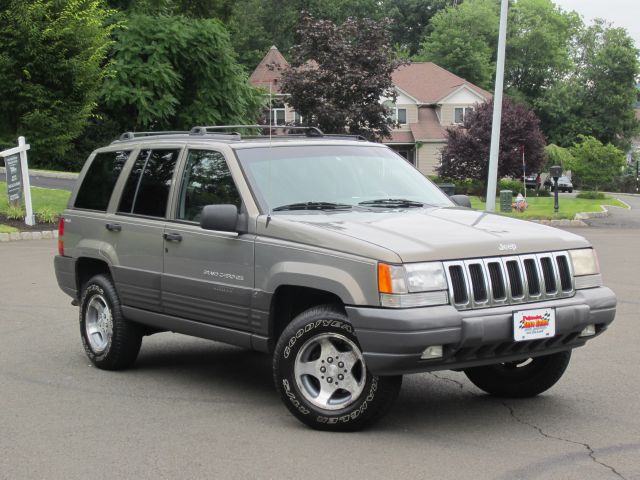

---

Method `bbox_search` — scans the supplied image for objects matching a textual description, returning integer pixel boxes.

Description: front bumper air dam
[346,286,616,376]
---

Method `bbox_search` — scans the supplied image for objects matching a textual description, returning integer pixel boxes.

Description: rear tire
[273,305,402,431]
[79,274,142,370]
[463,351,571,398]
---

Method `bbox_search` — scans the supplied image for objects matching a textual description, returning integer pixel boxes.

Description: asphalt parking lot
[1,229,639,480]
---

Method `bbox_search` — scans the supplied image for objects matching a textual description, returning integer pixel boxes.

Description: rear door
[108,147,182,312]
[161,148,255,330]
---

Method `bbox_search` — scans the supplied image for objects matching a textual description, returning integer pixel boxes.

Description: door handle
[163,232,183,242]
[105,223,121,232]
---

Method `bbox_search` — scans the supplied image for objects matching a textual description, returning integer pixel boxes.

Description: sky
[553,0,640,48]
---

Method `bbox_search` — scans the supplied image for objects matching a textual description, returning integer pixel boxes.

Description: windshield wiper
[272,201,353,212]
[358,198,425,208]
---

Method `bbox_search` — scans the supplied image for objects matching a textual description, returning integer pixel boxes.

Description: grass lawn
[0,224,18,233]
[0,181,70,217]
[470,195,628,220]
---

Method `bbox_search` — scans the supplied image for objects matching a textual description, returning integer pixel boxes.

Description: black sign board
[5,154,23,202]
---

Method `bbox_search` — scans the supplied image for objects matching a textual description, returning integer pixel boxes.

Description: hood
[259,206,590,263]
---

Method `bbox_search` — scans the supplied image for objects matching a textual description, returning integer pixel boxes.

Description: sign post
[1,136,34,226]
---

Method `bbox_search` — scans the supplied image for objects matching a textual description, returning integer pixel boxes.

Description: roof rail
[193,125,326,137]
[116,129,241,142]
[118,131,190,141]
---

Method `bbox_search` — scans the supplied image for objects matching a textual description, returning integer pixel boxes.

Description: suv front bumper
[346,286,616,375]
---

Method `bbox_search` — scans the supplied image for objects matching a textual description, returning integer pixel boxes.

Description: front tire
[273,305,402,431]
[464,351,571,398]
[79,274,142,370]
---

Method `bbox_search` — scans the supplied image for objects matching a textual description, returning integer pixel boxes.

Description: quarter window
[176,150,241,222]
[74,151,130,211]
[118,149,179,218]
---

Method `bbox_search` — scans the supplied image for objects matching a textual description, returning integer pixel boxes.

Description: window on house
[383,101,408,126]
[294,111,303,125]
[397,108,407,125]
[454,107,474,124]
[271,108,286,126]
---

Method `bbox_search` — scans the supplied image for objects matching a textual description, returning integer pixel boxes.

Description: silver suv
[54,126,616,431]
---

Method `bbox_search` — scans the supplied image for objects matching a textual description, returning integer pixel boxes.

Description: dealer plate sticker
[513,308,556,341]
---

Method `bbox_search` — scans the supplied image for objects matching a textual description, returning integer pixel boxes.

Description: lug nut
[327,377,333,383]
[338,362,344,368]
[327,357,333,363]
[320,366,326,373]
[338,374,344,380]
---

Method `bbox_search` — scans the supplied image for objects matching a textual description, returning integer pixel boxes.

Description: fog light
[579,324,596,337]
[421,345,443,360]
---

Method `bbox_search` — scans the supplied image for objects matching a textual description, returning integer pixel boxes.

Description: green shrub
[5,204,25,220]
[499,179,525,195]
[36,207,59,224]
[455,178,485,196]
[577,191,606,200]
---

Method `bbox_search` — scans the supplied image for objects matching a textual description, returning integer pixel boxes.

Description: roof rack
[116,130,240,142]
[192,125,325,137]
[116,125,367,143]
[193,125,367,141]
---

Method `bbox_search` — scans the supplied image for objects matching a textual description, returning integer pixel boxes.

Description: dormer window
[454,107,474,124]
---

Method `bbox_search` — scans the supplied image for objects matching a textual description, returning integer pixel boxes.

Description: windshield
[235,145,453,212]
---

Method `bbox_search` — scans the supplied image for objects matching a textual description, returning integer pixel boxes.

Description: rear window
[74,151,130,211]
[118,149,180,218]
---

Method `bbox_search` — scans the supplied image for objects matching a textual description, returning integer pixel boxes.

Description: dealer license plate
[513,308,556,342]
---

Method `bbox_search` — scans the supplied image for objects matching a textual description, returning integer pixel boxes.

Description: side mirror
[450,194,472,208]
[200,204,239,232]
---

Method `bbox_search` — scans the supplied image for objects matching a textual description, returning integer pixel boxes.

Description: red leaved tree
[438,98,546,181]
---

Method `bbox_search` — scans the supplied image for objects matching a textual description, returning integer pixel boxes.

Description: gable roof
[392,62,492,104]
[249,46,290,93]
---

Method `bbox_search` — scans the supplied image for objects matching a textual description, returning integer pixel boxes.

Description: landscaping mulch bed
[0,214,57,232]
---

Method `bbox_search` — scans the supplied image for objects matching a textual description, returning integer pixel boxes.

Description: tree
[535,20,639,149]
[416,0,498,89]
[505,0,579,103]
[438,98,546,181]
[383,0,452,57]
[543,144,574,172]
[281,14,401,141]
[101,14,263,131]
[568,136,626,191]
[0,0,114,167]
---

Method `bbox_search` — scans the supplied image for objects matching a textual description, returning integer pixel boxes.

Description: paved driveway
[0,234,638,480]
[584,194,640,229]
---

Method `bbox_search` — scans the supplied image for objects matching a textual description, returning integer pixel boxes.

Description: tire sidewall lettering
[279,317,375,425]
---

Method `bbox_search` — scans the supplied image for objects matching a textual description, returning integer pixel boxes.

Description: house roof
[386,131,415,144]
[410,107,446,141]
[249,46,290,93]
[392,62,492,104]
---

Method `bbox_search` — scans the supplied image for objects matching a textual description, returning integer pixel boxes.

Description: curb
[0,230,58,242]
[0,166,78,179]
[533,219,589,227]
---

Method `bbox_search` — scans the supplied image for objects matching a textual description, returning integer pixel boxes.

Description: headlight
[569,248,602,289]
[378,262,449,308]
[569,248,599,276]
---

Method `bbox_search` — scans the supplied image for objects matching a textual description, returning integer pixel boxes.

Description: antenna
[267,81,273,224]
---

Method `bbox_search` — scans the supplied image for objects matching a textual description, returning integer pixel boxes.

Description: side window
[118,149,179,218]
[75,151,130,211]
[176,150,241,222]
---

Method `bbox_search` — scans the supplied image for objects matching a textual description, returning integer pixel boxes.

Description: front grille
[444,251,574,310]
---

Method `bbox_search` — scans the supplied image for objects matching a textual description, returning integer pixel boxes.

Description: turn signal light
[57,217,65,256]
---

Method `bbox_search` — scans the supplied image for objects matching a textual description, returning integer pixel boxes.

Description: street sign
[4,153,23,202]
[0,136,34,226]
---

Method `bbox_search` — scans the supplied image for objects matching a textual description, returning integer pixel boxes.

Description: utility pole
[485,0,509,212]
